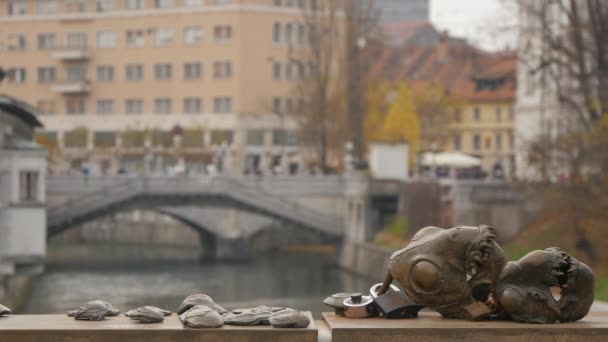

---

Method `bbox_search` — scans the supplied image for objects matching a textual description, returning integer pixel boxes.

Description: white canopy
[421,152,481,168]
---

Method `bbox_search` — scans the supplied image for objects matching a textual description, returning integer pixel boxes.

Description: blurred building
[0,95,47,277]
[0,0,311,175]
[369,29,517,176]
[371,0,429,23]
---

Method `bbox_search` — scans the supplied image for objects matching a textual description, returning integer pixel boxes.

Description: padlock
[370,283,424,319]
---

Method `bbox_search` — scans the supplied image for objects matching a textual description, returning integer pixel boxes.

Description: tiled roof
[368,28,517,102]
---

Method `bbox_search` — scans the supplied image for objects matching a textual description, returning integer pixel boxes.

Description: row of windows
[272,0,318,10]
[39,128,297,149]
[272,21,309,46]
[7,0,232,16]
[4,26,230,51]
[470,106,515,122]
[452,132,515,152]
[37,97,233,115]
[4,61,232,83]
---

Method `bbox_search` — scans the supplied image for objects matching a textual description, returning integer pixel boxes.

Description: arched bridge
[46,176,346,239]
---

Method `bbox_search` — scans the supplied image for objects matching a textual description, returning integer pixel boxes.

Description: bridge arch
[47,177,343,240]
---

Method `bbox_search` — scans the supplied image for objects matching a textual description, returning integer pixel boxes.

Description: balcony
[51,48,91,61]
[51,80,91,95]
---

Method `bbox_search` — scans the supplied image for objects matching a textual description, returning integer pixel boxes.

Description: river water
[22,250,370,318]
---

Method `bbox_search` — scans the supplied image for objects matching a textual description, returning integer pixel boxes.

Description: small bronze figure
[380,225,507,320]
[495,247,595,324]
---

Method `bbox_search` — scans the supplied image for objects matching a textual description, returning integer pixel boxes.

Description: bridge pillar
[338,172,371,270]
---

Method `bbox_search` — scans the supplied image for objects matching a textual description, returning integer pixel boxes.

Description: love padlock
[370,283,424,319]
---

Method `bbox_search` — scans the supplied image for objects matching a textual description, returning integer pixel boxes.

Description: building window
[126,0,144,9]
[66,98,86,114]
[273,0,281,6]
[19,171,39,203]
[211,0,232,5]
[125,64,144,81]
[213,61,232,79]
[184,0,203,6]
[213,25,232,42]
[126,29,145,47]
[496,133,503,151]
[453,134,461,151]
[154,98,172,114]
[154,0,173,8]
[473,107,480,121]
[8,1,28,15]
[66,63,87,81]
[211,130,233,145]
[273,22,282,43]
[273,129,298,146]
[94,131,116,148]
[297,23,306,45]
[125,98,144,114]
[272,62,282,80]
[37,0,57,14]
[183,97,202,113]
[496,107,502,122]
[154,28,174,47]
[509,132,514,149]
[6,68,26,84]
[184,26,203,45]
[96,0,115,12]
[453,108,461,122]
[247,130,265,146]
[37,100,56,114]
[184,62,202,80]
[272,97,282,113]
[213,97,232,113]
[509,106,514,121]
[154,63,172,80]
[285,22,294,45]
[285,61,295,80]
[96,99,115,114]
[37,33,57,49]
[37,66,56,83]
[96,65,114,81]
[67,32,87,48]
[96,31,116,48]
[7,33,27,51]
[473,133,481,151]
[66,0,87,12]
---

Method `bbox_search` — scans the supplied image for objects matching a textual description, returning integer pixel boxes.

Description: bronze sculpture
[373,225,595,324]
[380,225,506,320]
[494,247,595,324]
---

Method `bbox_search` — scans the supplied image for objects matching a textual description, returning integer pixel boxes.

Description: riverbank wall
[338,242,392,282]
[0,264,42,310]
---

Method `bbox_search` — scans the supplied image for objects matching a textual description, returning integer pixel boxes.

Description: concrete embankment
[338,242,392,282]
[0,265,41,310]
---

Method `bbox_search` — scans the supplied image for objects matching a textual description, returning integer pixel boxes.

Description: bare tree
[519,0,608,263]
[293,0,341,173]
[343,0,380,161]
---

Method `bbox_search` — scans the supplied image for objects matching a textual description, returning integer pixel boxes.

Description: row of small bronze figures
[0,294,310,328]
[325,225,595,324]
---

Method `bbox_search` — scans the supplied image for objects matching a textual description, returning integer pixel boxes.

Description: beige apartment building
[0,0,316,175]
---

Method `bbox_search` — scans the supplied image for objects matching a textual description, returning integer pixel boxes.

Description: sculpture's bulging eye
[410,261,439,292]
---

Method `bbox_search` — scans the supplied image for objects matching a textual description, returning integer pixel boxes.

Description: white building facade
[0,96,47,281]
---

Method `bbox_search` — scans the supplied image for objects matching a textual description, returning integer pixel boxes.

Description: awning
[420,152,481,168]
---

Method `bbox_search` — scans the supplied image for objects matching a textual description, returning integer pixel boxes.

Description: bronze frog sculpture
[380,225,507,320]
[495,247,595,324]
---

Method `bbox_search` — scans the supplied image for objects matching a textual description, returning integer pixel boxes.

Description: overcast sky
[430,0,518,51]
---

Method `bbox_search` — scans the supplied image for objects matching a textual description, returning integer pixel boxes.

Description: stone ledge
[0,314,317,342]
[323,311,608,342]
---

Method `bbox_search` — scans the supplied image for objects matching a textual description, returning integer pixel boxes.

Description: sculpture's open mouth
[549,249,577,291]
